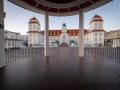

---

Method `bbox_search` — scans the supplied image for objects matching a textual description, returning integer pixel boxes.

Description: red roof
[29,17,40,25]
[30,17,38,20]
[93,14,102,19]
[90,14,103,24]
[42,29,88,36]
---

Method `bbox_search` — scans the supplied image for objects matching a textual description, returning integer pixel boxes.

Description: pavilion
[0,0,112,68]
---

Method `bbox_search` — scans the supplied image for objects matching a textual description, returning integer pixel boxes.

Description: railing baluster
[118,49,120,64]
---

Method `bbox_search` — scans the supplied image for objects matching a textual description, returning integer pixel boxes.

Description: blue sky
[4,0,120,35]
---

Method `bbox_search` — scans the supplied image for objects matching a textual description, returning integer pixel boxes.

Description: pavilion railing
[5,48,44,63]
[85,47,120,64]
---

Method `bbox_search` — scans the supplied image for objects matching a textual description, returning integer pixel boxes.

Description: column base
[79,56,84,60]
[79,56,84,57]
[45,56,49,60]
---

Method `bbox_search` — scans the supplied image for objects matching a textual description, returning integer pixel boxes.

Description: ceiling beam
[47,7,49,11]
[89,0,94,4]
[35,2,39,8]
[78,5,81,10]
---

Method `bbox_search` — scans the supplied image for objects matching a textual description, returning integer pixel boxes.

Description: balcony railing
[5,48,44,63]
[85,47,120,64]
[5,47,120,64]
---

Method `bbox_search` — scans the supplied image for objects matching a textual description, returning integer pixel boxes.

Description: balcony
[0,47,120,90]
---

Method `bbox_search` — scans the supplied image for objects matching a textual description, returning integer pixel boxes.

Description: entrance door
[63,35,66,43]
[63,39,66,43]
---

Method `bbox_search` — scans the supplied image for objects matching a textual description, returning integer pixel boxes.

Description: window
[29,34,32,37]
[33,34,35,37]
[5,35,7,38]
[8,42,10,46]
[11,36,13,39]
[95,33,97,36]
[99,33,102,36]
[99,38,101,41]
[95,38,97,41]
[34,39,35,42]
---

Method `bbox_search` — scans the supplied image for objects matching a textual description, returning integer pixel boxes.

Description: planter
[71,43,74,47]
[55,43,58,47]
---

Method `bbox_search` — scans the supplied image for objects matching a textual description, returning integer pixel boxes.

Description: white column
[18,41,19,47]
[114,39,117,48]
[20,41,22,48]
[16,41,17,47]
[11,40,12,48]
[117,39,119,47]
[44,12,49,57]
[0,0,5,68]
[17,41,19,47]
[116,39,118,47]
[6,40,8,49]
[113,39,115,48]
[119,39,120,47]
[14,41,16,47]
[79,10,84,57]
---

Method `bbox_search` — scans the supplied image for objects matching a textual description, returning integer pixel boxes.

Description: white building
[4,30,23,49]
[84,15,105,46]
[42,23,85,46]
[27,17,44,46]
[27,15,105,46]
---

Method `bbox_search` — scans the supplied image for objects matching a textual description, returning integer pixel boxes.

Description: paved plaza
[0,47,120,90]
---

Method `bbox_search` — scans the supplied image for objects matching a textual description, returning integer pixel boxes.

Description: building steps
[59,43,70,47]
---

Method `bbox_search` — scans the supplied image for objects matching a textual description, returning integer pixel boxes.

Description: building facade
[84,15,105,46]
[27,15,105,46]
[4,30,23,49]
[27,17,44,46]
[42,23,88,46]
[104,30,120,47]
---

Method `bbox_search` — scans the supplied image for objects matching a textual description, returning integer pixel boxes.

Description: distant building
[104,30,120,47]
[27,17,44,46]
[84,15,105,46]
[4,30,23,49]
[27,15,105,46]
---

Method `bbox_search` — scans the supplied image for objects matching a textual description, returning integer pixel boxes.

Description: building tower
[89,14,103,31]
[88,14,104,45]
[62,23,67,32]
[27,17,43,46]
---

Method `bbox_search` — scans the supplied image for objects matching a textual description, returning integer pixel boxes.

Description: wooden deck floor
[0,47,120,90]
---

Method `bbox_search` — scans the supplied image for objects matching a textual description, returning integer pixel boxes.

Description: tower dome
[63,23,66,27]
